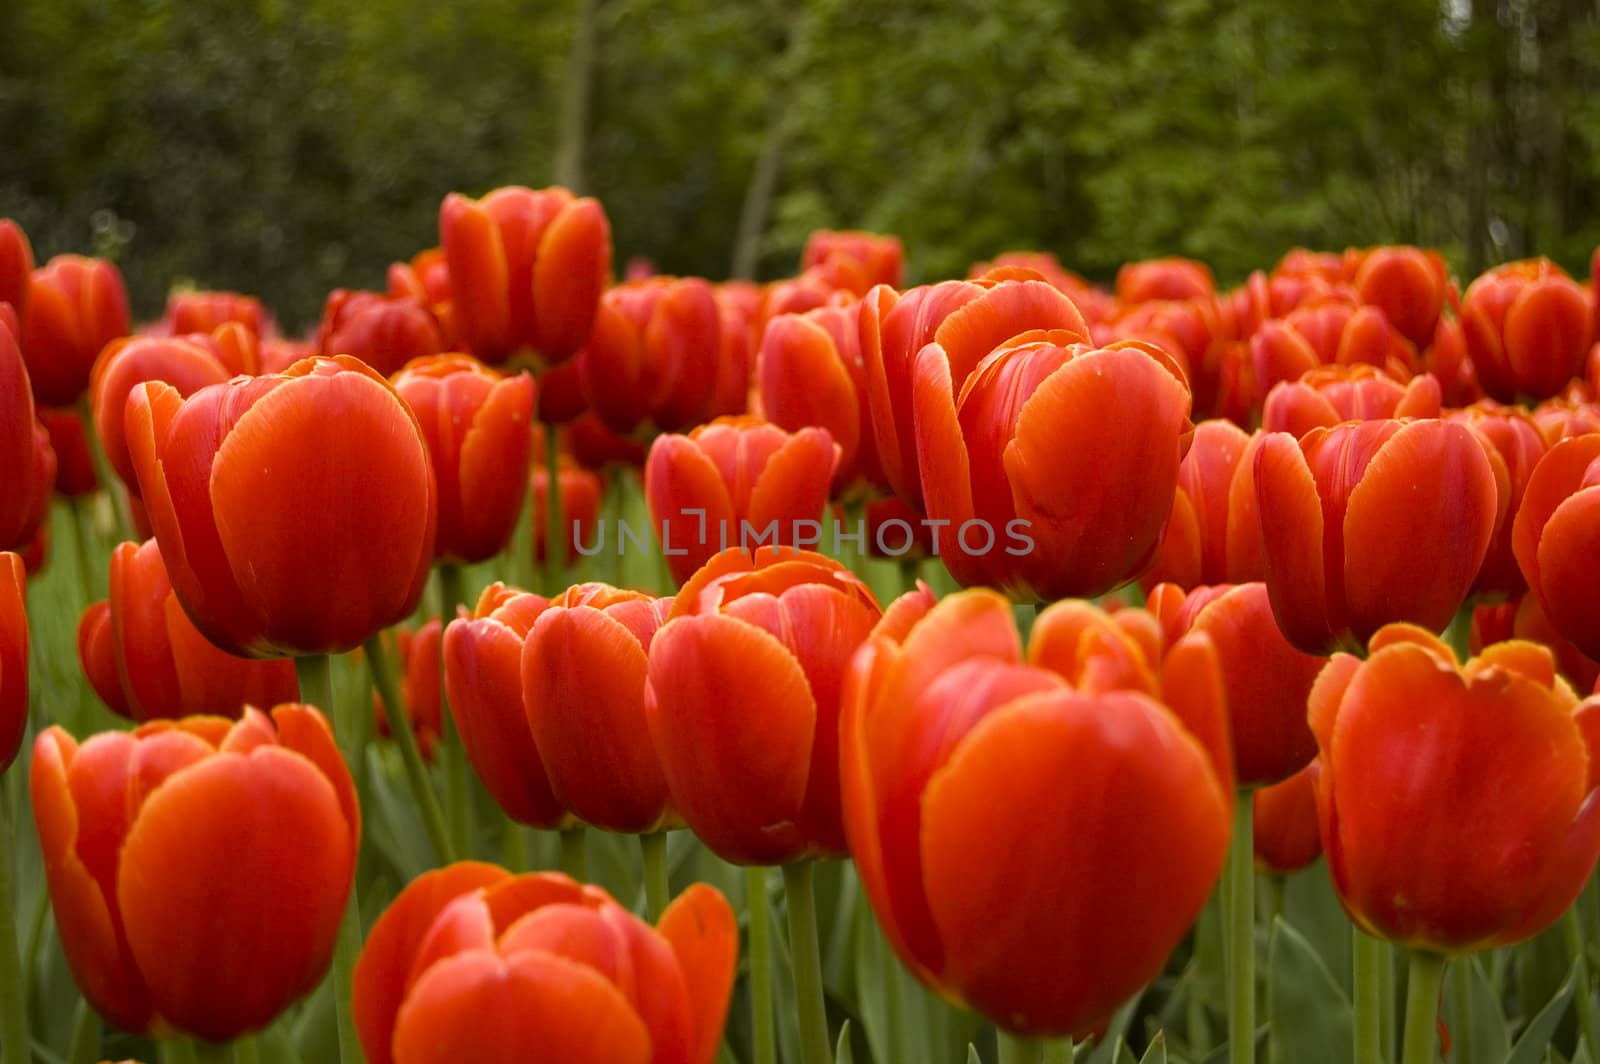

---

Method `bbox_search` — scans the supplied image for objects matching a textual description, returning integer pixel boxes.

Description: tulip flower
[353,864,737,1064]
[20,254,130,406]
[1472,596,1598,693]
[840,590,1232,1037]
[645,547,888,864]
[1461,259,1595,402]
[440,185,611,364]
[1253,762,1323,876]
[523,583,675,833]
[1512,434,1600,662]
[1446,404,1549,599]
[1425,315,1482,407]
[1310,624,1600,953]
[644,417,839,587]
[1253,418,1499,654]
[578,277,721,434]
[1116,256,1216,303]
[710,282,758,417]
[969,253,1119,326]
[1,553,26,772]
[78,539,299,723]
[40,407,97,497]
[442,583,566,828]
[156,290,267,339]
[318,290,448,377]
[1261,364,1442,438]
[1142,420,1262,590]
[0,313,56,552]
[1531,396,1600,443]
[1102,296,1218,385]
[373,619,443,762]
[801,229,905,290]
[126,355,436,657]
[532,453,602,567]
[859,271,1088,511]
[392,354,534,564]
[31,705,359,1039]
[1250,300,1413,400]
[914,332,1192,600]
[89,336,235,496]
[564,412,647,470]
[0,219,34,317]
[1352,246,1451,348]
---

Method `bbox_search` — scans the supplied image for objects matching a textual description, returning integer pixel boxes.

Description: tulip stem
[66,997,100,1064]
[365,634,457,864]
[193,1039,230,1064]
[1442,606,1473,663]
[543,421,566,596]
[782,862,834,1064]
[163,1040,198,1064]
[232,1034,259,1064]
[437,562,474,859]
[997,1032,1044,1064]
[560,825,588,881]
[1353,928,1384,1064]
[1400,951,1446,1064]
[747,867,777,1064]
[77,398,133,542]
[1451,960,1475,1064]
[1224,796,1256,1064]
[0,795,31,1064]
[1564,904,1600,1062]
[640,831,669,921]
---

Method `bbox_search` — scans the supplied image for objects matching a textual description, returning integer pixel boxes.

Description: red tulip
[1253,762,1323,875]
[645,547,890,864]
[373,620,444,762]
[31,705,359,1039]
[1446,404,1549,599]
[1116,257,1216,304]
[1352,246,1451,348]
[914,332,1192,600]
[1261,364,1441,438]
[1103,297,1219,389]
[1142,420,1262,591]
[1472,596,1598,694]
[0,312,56,551]
[20,254,130,406]
[1462,258,1595,401]
[1531,396,1600,443]
[77,539,299,723]
[1512,434,1600,662]
[440,185,611,364]
[1253,418,1499,654]
[1,552,27,772]
[0,219,34,318]
[840,589,1231,1037]
[564,412,647,470]
[89,336,235,496]
[1425,316,1482,408]
[126,355,437,657]
[644,417,838,587]
[318,290,448,377]
[1250,300,1413,400]
[156,291,267,339]
[710,282,759,417]
[392,354,534,564]
[578,277,721,434]
[353,864,737,1064]
[801,229,905,290]
[969,253,1119,326]
[1310,625,1600,952]
[40,407,97,497]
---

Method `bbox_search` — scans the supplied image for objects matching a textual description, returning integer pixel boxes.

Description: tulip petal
[911,343,981,585]
[1254,432,1334,653]
[658,885,739,1064]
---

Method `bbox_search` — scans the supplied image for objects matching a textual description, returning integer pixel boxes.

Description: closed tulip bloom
[1446,404,1549,599]
[710,282,758,417]
[578,277,721,434]
[523,584,675,833]
[440,185,611,364]
[318,290,448,377]
[969,253,1119,326]
[801,229,905,290]
[1,553,26,772]
[1425,315,1483,407]
[1253,761,1323,875]
[1352,246,1451,348]
[0,314,56,551]
[89,336,235,495]
[1250,301,1413,400]
[78,539,299,723]
[31,705,359,1039]
[125,355,437,657]
[157,290,267,339]
[644,417,839,587]
[443,584,566,828]
[859,271,1088,511]
[392,354,534,564]
[373,620,443,762]
[20,254,131,406]
[645,547,888,864]
[41,407,97,496]
[915,332,1192,600]
[1254,418,1499,654]
[1310,625,1600,952]
[0,219,34,317]
[1462,258,1596,402]
[1143,420,1262,591]
[1116,257,1216,304]
[1512,434,1600,661]
[1261,364,1442,438]
[840,590,1232,1037]
[353,864,737,1064]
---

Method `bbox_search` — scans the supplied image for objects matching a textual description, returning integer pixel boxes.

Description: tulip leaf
[1085,993,1145,1064]
[967,1044,982,1064]
[1115,1041,1140,1064]
[1139,1032,1169,1064]
[1503,960,1577,1064]
[1267,917,1351,1064]
[836,1019,854,1064]
[1450,954,1511,1064]
[850,900,892,1064]
[1282,864,1351,996]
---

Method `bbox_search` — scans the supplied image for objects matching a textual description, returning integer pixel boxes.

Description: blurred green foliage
[2,0,1597,331]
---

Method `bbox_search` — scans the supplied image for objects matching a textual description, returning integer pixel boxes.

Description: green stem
[1042,1038,1074,1064]
[1451,959,1475,1064]
[1353,929,1383,1064]
[21,882,46,1005]
[365,634,456,863]
[1442,605,1473,663]
[67,996,101,1064]
[1564,904,1599,1063]
[194,1039,230,1064]
[747,867,777,1064]
[502,820,528,872]
[1399,952,1446,1064]
[543,421,566,596]
[1225,796,1255,1064]
[997,1032,1045,1064]
[640,831,669,921]
[1269,875,1286,924]
[898,559,921,596]
[0,795,31,1064]
[560,825,588,881]
[1378,942,1395,1062]
[233,1034,260,1064]
[293,655,338,753]
[781,862,833,1064]
[163,1039,199,1064]
[77,399,132,542]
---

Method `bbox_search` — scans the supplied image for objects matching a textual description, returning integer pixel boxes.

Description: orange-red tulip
[1472,596,1598,693]
[1512,434,1600,662]
[1116,256,1216,304]
[578,277,721,434]
[969,253,1119,326]
[1,552,26,772]
[1253,418,1499,654]
[40,406,97,497]
[443,584,566,828]
[0,313,55,551]
[20,254,130,406]
[372,619,443,762]
[1310,625,1600,952]
[1462,258,1595,402]
[1250,300,1413,400]
[644,417,839,587]
[1425,316,1482,408]
[710,282,758,417]
[0,219,34,318]
[440,185,611,364]
[78,539,299,723]
[840,590,1231,1037]
[353,864,737,1064]
[1352,246,1451,348]
[1531,396,1600,443]
[645,548,891,864]
[914,332,1192,600]
[318,290,448,377]
[1102,297,1218,387]
[1142,420,1262,590]
[155,290,267,339]
[801,229,904,291]
[392,354,534,564]
[1446,404,1549,599]
[1253,761,1322,875]
[523,584,676,833]
[126,355,436,657]
[1261,364,1441,438]
[89,336,235,496]
[31,705,359,1039]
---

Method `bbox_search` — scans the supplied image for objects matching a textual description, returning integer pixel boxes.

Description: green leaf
[968,1045,983,1064]
[836,1019,854,1064]
[1267,917,1351,1064]
[1140,1032,1169,1064]
[1086,993,1146,1064]
[1451,954,1510,1064]
[1115,1041,1139,1064]
[1504,961,1578,1064]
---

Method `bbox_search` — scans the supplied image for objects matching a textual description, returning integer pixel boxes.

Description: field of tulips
[0,195,1599,1064]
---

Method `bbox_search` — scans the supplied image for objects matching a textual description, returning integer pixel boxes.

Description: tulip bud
[1253,762,1323,876]
[578,277,721,434]
[20,254,130,406]
[1352,245,1451,348]
[157,290,267,339]
[801,229,905,291]
[319,290,448,377]
[1462,258,1595,401]
[1116,257,1216,304]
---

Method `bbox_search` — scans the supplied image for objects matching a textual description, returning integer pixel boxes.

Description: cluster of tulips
[0,193,1599,1064]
